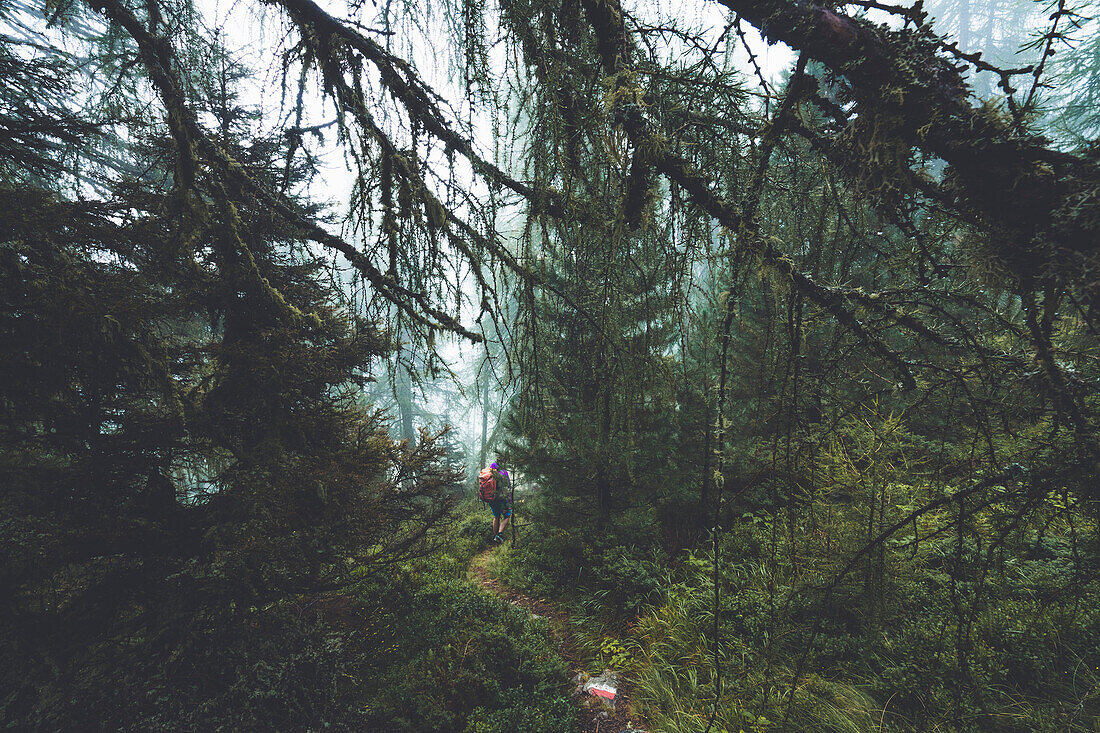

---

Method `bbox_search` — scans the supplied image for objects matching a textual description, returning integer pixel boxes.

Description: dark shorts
[487,497,512,519]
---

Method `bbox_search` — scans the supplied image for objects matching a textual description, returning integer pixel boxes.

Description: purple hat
[490,462,498,469]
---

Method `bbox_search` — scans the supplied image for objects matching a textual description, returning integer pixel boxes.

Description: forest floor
[468,546,645,733]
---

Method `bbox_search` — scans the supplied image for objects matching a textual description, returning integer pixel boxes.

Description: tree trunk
[479,377,489,467]
[396,368,416,449]
[596,383,612,530]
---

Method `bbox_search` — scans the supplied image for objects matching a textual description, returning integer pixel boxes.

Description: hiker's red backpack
[477,467,497,501]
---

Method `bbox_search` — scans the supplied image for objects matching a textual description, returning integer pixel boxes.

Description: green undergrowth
[629,523,1099,732]
[494,510,668,619]
[0,503,575,732]
[344,501,576,733]
[487,518,659,722]
[493,503,1100,732]
[623,548,881,733]
[513,543,1096,731]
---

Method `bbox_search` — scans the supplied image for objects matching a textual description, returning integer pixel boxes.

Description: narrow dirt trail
[467,547,645,733]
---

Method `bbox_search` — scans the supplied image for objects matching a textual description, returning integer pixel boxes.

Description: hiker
[478,461,511,543]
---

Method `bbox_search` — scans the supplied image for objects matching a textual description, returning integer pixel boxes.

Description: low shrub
[355,573,576,732]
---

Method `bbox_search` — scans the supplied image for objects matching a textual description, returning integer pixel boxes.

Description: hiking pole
[510,472,517,545]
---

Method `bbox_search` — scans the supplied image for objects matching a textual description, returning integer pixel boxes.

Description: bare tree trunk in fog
[396,368,416,449]
[479,377,489,467]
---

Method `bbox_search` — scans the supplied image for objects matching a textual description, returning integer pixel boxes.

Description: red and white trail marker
[585,682,616,700]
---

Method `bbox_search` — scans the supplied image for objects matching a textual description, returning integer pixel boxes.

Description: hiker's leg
[497,504,511,535]
[498,514,510,534]
[492,516,501,535]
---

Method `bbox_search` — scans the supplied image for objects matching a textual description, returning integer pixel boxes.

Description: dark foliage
[0,15,461,728]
